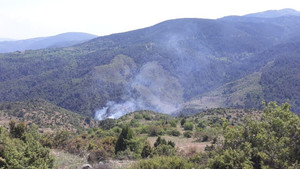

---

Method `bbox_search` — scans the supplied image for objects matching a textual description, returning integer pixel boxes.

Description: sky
[0,0,300,40]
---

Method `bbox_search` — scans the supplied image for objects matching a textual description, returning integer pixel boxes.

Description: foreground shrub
[183,131,193,138]
[153,144,176,156]
[208,102,300,169]
[167,129,181,136]
[115,148,139,160]
[141,141,152,158]
[0,123,54,169]
[183,122,193,131]
[130,156,196,169]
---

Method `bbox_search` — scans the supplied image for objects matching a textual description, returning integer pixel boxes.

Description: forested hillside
[0,13,300,118]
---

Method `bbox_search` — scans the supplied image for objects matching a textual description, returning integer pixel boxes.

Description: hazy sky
[1,0,300,39]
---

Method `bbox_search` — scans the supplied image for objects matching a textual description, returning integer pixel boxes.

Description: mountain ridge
[244,8,300,18]
[0,9,299,119]
[0,32,97,53]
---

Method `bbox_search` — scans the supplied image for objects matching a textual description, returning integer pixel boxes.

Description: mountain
[244,8,300,18]
[0,38,15,42]
[0,9,299,119]
[0,32,97,53]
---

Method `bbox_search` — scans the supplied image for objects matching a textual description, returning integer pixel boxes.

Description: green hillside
[0,99,97,132]
[0,16,299,118]
[37,103,299,168]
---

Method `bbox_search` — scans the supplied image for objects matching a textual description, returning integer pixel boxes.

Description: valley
[0,8,300,169]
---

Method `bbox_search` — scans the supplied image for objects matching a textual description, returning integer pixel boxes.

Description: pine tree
[141,141,152,158]
[115,125,134,154]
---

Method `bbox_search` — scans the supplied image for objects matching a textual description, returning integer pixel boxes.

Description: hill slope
[0,32,97,53]
[0,99,97,131]
[0,10,299,118]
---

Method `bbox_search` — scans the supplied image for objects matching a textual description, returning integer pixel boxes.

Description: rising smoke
[94,21,210,120]
[94,61,184,121]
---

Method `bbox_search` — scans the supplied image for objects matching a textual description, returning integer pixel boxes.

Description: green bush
[197,121,206,129]
[183,122,193,131]
[152,137,176,156]
[134,114,143,119]
[141,141,152,158]
[154,137,166,147]
[183,131,193,138]
[153,145,177,156]
[180,118,186,126]
[169,120,177,127]
[0,123,54,169]
[130,119,140,127]
[130,156,196,169]
[115,148,139,160]
[208,102,300,169]
[168,129,181,137]
[143,113,151,120]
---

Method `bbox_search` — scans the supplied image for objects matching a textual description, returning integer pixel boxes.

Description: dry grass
[147,135,210,155]
[51,149,88,169]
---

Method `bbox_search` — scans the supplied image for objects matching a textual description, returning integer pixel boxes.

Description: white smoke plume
[94,99,140,120]
[94,61,184,121]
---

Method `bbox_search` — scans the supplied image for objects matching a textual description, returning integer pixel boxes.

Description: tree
[208,102,300,169]
[141,141,152,158]
[9,120,27,139]
[180,118,186,126]
[115,125,134,154]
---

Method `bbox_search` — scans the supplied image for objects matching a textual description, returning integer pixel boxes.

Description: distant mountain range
[0,38,15,42]
[244,8,300,18]
[0,9,299,120]
[0,32,97,53]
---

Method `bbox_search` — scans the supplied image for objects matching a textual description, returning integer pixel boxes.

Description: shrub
[130,156,195,169]
[202,135,209,142]
[169,120,177,127]
[183,122,193,131]
[204,145,215,151]
[168,129,181,137]
[197,121,206,129]
[153,144,177,156]
[183,131,193,138]
[154,137,166,147]
[208,102,300,169]
[148,126,159,136]
[167,141,175,148]
[130,119,140,127]
[180,118,186,126]
[0,124,54,168]
[141,141,152,158]
[134,114,143,119]
[115,148,139,160]
[9,120,27,139]
[194,127,219,142]
[88,149,109,163]
[143,113,151,120]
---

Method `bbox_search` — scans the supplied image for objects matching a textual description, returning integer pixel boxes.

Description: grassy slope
[0,99,98,132]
